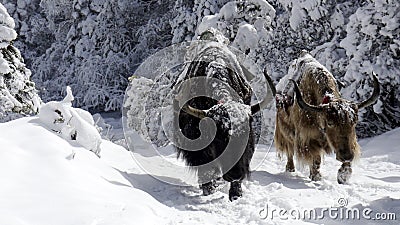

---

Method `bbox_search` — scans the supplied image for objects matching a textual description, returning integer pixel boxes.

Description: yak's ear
[322,95,331,104]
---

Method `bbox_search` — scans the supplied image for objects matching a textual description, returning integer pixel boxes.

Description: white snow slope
[0,117,399,225]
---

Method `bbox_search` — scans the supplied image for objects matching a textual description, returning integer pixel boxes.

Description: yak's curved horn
[265,69,277,97]
[357,72,380,109]
[251,68,276,114]
[290,79,324,113]
[182,104,207,119]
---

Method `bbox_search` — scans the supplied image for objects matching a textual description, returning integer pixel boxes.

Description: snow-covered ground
[0,117,399,225]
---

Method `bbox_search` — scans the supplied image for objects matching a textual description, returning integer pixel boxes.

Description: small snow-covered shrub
[39,86,101,156]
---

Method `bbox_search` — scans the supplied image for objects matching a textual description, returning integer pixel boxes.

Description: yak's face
[177,63,274,140]
[176,96,253,149]
[206,101,252,136]
[319,100,359,162]
[290,72,380,162]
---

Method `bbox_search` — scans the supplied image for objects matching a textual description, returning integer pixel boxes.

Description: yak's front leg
[229,181,242,201]
[286,153,295,172]
[337,162,352,184]
[200,180,218,196]
[223,163,246,201]
[198,166,221,196]
[223,167,243,201]
[309,155,322,181]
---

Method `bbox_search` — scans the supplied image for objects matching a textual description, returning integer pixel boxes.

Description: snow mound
[39,86,102,156]
[0,117,173,225]
[0,115,400,224]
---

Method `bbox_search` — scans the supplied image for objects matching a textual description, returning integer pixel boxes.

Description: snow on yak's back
[274,51,380,184]
[173,29,274,201]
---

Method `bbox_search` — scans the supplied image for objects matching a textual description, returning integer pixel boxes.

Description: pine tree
[170,0,231,43]
[19,0,176,112]
[2,0,53,66]
[338,0,400,137]
[0,3,41,122]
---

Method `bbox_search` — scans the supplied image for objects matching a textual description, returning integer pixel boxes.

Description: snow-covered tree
[338,0,400,137]
[4,0,399,137]
[0,3,41,122]
[171,0,231,43]
[196,0,275,68]
[35,0,175,112]
[2,0,53,66]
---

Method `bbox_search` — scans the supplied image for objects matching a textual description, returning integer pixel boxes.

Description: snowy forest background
[1,0,399,138]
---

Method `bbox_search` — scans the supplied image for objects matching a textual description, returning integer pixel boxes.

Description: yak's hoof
[286,165,295,172]
[309,172,322,181]
[229,181,242,201]
[286,161,295,172]
[201,180,218,196]
[337,164,352,184]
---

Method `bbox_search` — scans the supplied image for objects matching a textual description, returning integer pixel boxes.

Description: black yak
[173,29,275,201]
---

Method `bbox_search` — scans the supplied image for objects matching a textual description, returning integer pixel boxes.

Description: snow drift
[0,117,173,225]
[39,86,101,156]
[0,116,399,224]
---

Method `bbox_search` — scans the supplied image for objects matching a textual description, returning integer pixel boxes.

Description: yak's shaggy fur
[173,30,261,201]
[275,52,379,184]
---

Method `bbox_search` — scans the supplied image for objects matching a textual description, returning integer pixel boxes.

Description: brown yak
[274,51,380,184]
